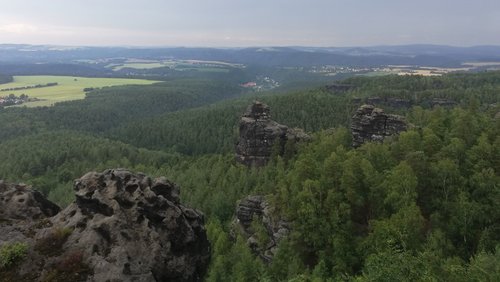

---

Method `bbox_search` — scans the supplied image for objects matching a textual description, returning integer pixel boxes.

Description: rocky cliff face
[235,101,309,167]
[0,169,210,282]
[364,97,412,109]
[431,98,457,108]
[351,104,407,147]
[232,195,291,263]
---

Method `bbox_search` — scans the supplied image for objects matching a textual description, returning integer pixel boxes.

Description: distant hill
[2,44,499,67]
[0,63,111,77]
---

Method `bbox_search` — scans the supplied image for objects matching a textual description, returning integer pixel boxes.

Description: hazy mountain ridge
[2,44,499,67]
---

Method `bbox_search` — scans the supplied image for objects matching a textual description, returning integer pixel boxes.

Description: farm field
[108,59,241,72]
[365,65,472,77]
[0,76,159,107]
[111,62,170,71]
[463,61,500,67]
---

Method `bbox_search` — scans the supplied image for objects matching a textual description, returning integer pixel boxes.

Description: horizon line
[2,42,500,49]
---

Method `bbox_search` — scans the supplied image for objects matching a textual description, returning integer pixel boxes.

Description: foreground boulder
[235,101,309,167]
[351,104,407,147]
[0,169,210,282]
[232,195,291,263]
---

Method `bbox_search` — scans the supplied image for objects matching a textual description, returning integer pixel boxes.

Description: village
[0,93,39,107]
[240,76,280,91]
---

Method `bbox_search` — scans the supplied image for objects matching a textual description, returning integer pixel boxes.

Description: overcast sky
[0,0,499,47]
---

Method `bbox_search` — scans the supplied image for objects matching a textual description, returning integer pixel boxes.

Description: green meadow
[0,76,159,107]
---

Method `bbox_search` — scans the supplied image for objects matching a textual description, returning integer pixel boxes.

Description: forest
[0,74,13,85]
[0,71,498,281]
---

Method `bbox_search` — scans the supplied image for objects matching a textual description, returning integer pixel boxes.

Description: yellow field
[0,76,159,107]
[463,61,500,67]
[378,66,471,77]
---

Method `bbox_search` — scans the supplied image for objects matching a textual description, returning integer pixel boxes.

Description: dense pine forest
[0,71,499,281]
[0,74,13,85]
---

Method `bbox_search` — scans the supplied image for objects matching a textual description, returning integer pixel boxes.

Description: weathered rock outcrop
[351,104,407,147]
[386,98,411,109]
[235,101,309,167]
[232,195,291,263]
[0,181,60,221]
[0,169,210,282]
[431,98,457,108]
[364,97,411,109]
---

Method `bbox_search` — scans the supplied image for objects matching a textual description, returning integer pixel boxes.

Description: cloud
[0,23,38,33]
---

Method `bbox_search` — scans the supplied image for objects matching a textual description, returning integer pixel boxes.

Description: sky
[0,0,499,47]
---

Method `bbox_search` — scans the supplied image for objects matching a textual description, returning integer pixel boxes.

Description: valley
[0,44,499,281]
[2,0,500,279]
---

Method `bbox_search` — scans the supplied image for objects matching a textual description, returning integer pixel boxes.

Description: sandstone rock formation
[365,97,411,109]
[351,104,407,147]
[232,195,291,263]
[0,181,60,221]
[0,169,210,282]
[385,98,411,109]
[431,98,457,108]
[235,101,309,167]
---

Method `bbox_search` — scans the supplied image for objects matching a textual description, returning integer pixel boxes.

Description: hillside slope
[0,71,498,281]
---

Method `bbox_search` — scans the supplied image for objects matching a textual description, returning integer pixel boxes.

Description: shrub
[35,227,73,256]
[42,250,91,282]
[0,242,29,269]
